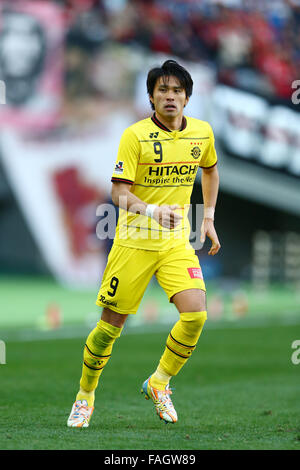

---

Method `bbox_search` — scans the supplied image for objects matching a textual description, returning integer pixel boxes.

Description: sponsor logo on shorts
[187,267,203,279]
[98,295,118,307]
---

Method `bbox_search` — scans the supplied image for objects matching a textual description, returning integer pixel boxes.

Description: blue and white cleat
[141,376,177,423]
[67,399,94,428]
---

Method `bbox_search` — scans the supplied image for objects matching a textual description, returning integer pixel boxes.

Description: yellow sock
[150,364,172,390]
[152,311,207,390]
[76,388,95,408]
[77,319,123,406]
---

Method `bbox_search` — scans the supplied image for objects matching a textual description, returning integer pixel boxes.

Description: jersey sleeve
[111,127,140,184]
[199,123,218,169]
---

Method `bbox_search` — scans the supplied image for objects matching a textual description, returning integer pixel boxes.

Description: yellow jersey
[111,113,218,251]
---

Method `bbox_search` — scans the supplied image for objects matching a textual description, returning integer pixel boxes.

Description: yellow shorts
[96,243,206,315]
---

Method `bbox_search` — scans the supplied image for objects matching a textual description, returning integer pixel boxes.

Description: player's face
[150,76,189,120]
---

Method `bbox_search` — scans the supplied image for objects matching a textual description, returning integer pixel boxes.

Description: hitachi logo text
[148,164,198,177]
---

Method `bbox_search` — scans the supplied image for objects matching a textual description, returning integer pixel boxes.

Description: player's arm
[111,182,182,229]
[200,165,221,255]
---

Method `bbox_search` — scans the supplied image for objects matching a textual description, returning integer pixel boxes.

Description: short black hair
[146,60,193,110]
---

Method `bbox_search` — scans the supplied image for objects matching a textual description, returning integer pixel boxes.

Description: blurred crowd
[53,0,300,101]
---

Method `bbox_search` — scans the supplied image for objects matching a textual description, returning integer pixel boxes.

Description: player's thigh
[172,288,206,313]
[155,245,206,310]
[96,244,157,315]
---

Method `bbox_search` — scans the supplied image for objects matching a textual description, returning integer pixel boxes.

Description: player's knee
[180,311,207,333]
[101,308,128,330]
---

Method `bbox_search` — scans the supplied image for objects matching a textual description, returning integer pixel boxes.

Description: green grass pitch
[0,323,299,450]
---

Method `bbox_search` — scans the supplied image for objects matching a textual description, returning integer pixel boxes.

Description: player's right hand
[154,204,183,229]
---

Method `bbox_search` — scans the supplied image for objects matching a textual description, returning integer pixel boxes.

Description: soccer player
[67,60,221,427]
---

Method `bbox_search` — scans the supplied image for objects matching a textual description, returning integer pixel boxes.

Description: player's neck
[154,111,184,131]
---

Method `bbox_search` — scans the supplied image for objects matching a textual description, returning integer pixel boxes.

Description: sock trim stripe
[169,332,196,349]
[85,344,111,359]
[83,361,105,371]
[166,344,191,359]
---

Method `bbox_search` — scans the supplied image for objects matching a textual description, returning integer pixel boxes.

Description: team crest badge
[149,132,159,138]
[191,146,201,159]
[114,161,124,173]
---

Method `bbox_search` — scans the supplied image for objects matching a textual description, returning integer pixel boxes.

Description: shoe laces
[72,401,90,420]
[154,387,175,411]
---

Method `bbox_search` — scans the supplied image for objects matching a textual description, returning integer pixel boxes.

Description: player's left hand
[200,218,221,255]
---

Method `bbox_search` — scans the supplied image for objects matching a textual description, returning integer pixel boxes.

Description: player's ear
[184,96,189,108]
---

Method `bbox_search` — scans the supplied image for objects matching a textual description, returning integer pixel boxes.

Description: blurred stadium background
[1,0,300,452]
[0,0,300,339]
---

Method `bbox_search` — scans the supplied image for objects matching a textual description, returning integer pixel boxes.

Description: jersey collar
[151,113,187,132]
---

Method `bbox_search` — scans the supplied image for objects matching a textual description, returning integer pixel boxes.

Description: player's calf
[159,311,207,378]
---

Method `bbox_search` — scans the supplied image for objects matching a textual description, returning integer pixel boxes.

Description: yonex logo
[149,132,159,138]
[93,360,104,366]
[0,340,6,364]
